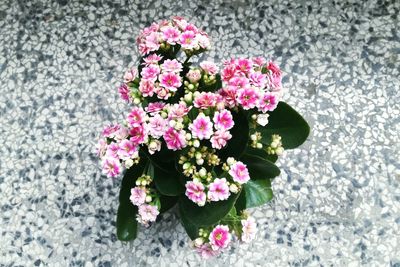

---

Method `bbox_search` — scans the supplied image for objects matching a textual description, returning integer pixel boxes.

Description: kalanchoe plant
[97,17,310,258]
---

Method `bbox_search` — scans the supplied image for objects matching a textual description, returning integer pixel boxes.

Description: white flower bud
[194,238,204,247]
[169,120,176,127]
[135,180,141,186]
[276,147,284,156]
[256,143,263,149]
[185,133,192,140]
[229,184,239,193]
[196,158,204,165]
[198,168,207,177]
[133,98,141,105]
[141,180,147,186]
[251,114,257,120]
[257,113,269,126]
[227,157,235,165]
[195,152,202,160]
[184,93,193,102]
[183,162,191,170]
[145,196,152,202]
[193,140,200,148]
[250,134,257,141]
[270,141,278,149]
[125,159,134,169]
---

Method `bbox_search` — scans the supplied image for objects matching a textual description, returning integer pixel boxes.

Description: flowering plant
[97,17,309,258]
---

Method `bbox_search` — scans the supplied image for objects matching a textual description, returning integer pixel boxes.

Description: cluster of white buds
[266,134,284,156]
[250,131,263,149]
[136,174,153,187]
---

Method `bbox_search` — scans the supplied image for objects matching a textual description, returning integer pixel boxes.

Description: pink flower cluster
[218,58,282,114]
[136,17,211,55]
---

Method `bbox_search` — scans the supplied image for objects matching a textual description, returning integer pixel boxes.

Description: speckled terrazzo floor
[1,0,399,266]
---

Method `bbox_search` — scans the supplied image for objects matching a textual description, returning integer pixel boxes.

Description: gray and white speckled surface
[1,0,399,266]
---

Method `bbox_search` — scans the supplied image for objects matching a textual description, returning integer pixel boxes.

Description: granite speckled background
[1,0,399,266]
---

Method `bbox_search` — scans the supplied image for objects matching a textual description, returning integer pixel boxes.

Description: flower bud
[183,162,191,170]
[194,238,204,247]
[256,143,263,149]
[196,158,204,165]
[198,168,207,177]
[276,147,284,156]
[229,184,239,193]
[193,140,200,148]
[125,159,134,168]
[227,157,235,165]
[145,196,152,202]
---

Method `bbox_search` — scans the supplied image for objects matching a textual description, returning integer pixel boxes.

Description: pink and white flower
[213,110,234,130]
[185,180,206,206]
[146,102,166,114]
[161,59,183,73]
[210,130,232,149]
[236,58,253,73]
[196,244,220,259]
[141,64,160,81]
[143,54,162,66]
[168,102,191,119]
[130,187,146,206]
[102,157,121,177]
[123,68,138,82]
[267,61,282,89]
[117,139,137,159]
[180,30,196,49]
[159,72,182,91]
[200,61,218,75]
[139,79,155,97]
[102,124,120,137]
[237,88,259,110]
[258,93,278,113]
[96,139,107,157]
[164,127,187,150]
[118,84,130,102]
[193,92,217,109]
[189,113,213,140]
[148,114,167,138]
[129,125,147,145]
[137,204,159,224]
[241,217,257,243]
[105,142,119,158]
[209,225,231,250]
[161,26,180,44]
[186,69,202,83]
[229,161,250,184]
[207,178,230,201]
[127,107,146,126]
[249,72,267,88]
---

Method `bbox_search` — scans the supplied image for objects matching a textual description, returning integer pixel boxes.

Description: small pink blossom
[196,244,220,259]
[200,61,218,75]
[137,204,159,224]
[249,72,267,88]
[130,187,146,206]
[180,30,196,49]
[210,130,232,150]
[196,33,211,49]
[164,127,187,150]
[155,86,170,99]
[159,72,182,91]
[209,225,231,250]
[102,157,121,177]
[193,92,217,109]
[148,114,167,138]
[267,61,282,89]
[114,127,129,140]
[221,65,236,82]
[236,58,253,74]
[102,124,120,137]
[105,142,119,158]
[218,86,237,108]
[189,113,213,140]
[129,125,147,145]
[118,84,130,102]
[144,32,161,54]
[241,217,257,243]
[237,88,259,110]
[252,57,266,67]
[141,64,160,81]
[117,139,137,159]
[96,139,107,157]
[123,68,138,82]
[185,180,206,206]
[258,93,278,113]
[228,76,250,89]
[229,161,250,184]
[213,110,234,130]
[168,102,191,119]
[127,107,146,127]
[143,54,162,66]
[207,178,230,201]
[146,102,166,114]
[161,26,180,44]
[139,79,155,97]
[186,69,201,83]
[161,59,183,73]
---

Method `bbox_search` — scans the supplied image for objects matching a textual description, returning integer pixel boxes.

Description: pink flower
[117,139,137,159]
[186,69,201,83]
[180,30,196,49]
[209,225,231,250]
[236,58,253,74]
[114,127,129,140]
[123,68,138,82]
[228,76,250,89]
[164,127,186,150]
[129,125,146,145]
[168,102,191,119]
[161,26,180,44]
[146,102,166,114]
[143,54,162,66]
[258,93,278,113]
[144,32,161,54]
[207,178,230,201]
[221,65,236,82]
[229,161,250,184]
[241,217,257,243]
[102,124,120,137]
[185,180,206,206]
[213,110,234,130]
[237,88,259,110]
[200,61,218,75]
[139,79,155,97]
[155,86,170,99]
[137,204,159,224]
[159,72,182,91]
[196,244,220,259]
[252,57,266,67]
[148,114,167,138]
[127,107,146,126]
[249,72,267,88]
[102,157,121,177]
[196,33,211,49]
[161,59,183,73]
[193,92,217,109]
[130,187,146,206]
[217,86,237,108]
[267,61,282,89]
[189,113,213,140]
[105,142,119,158]
[141,64,160,81]
[210,130,232,150]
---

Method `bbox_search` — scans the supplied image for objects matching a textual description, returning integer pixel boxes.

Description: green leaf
[159,195,178,213]
[116,201,138,241]
[245,146,278,163]
[179,204,199,240]
[241,179,273,208]
[218,109,249,160]
[152,163,185,196]
[116,160,146,241]
[241,154,280,179]
[258,102,310,149]
[179,193,240,227]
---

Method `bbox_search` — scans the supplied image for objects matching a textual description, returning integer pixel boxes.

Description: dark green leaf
[258,102,310,149]
[116,201,138,241]
[159,195,178,213]
[179,204,199,240]
[153,163,185,196]
[245,146,278,163]
[242,179,273,208]
[218,109,249,160]
[179,193,239,227]
[241,154,280,179]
